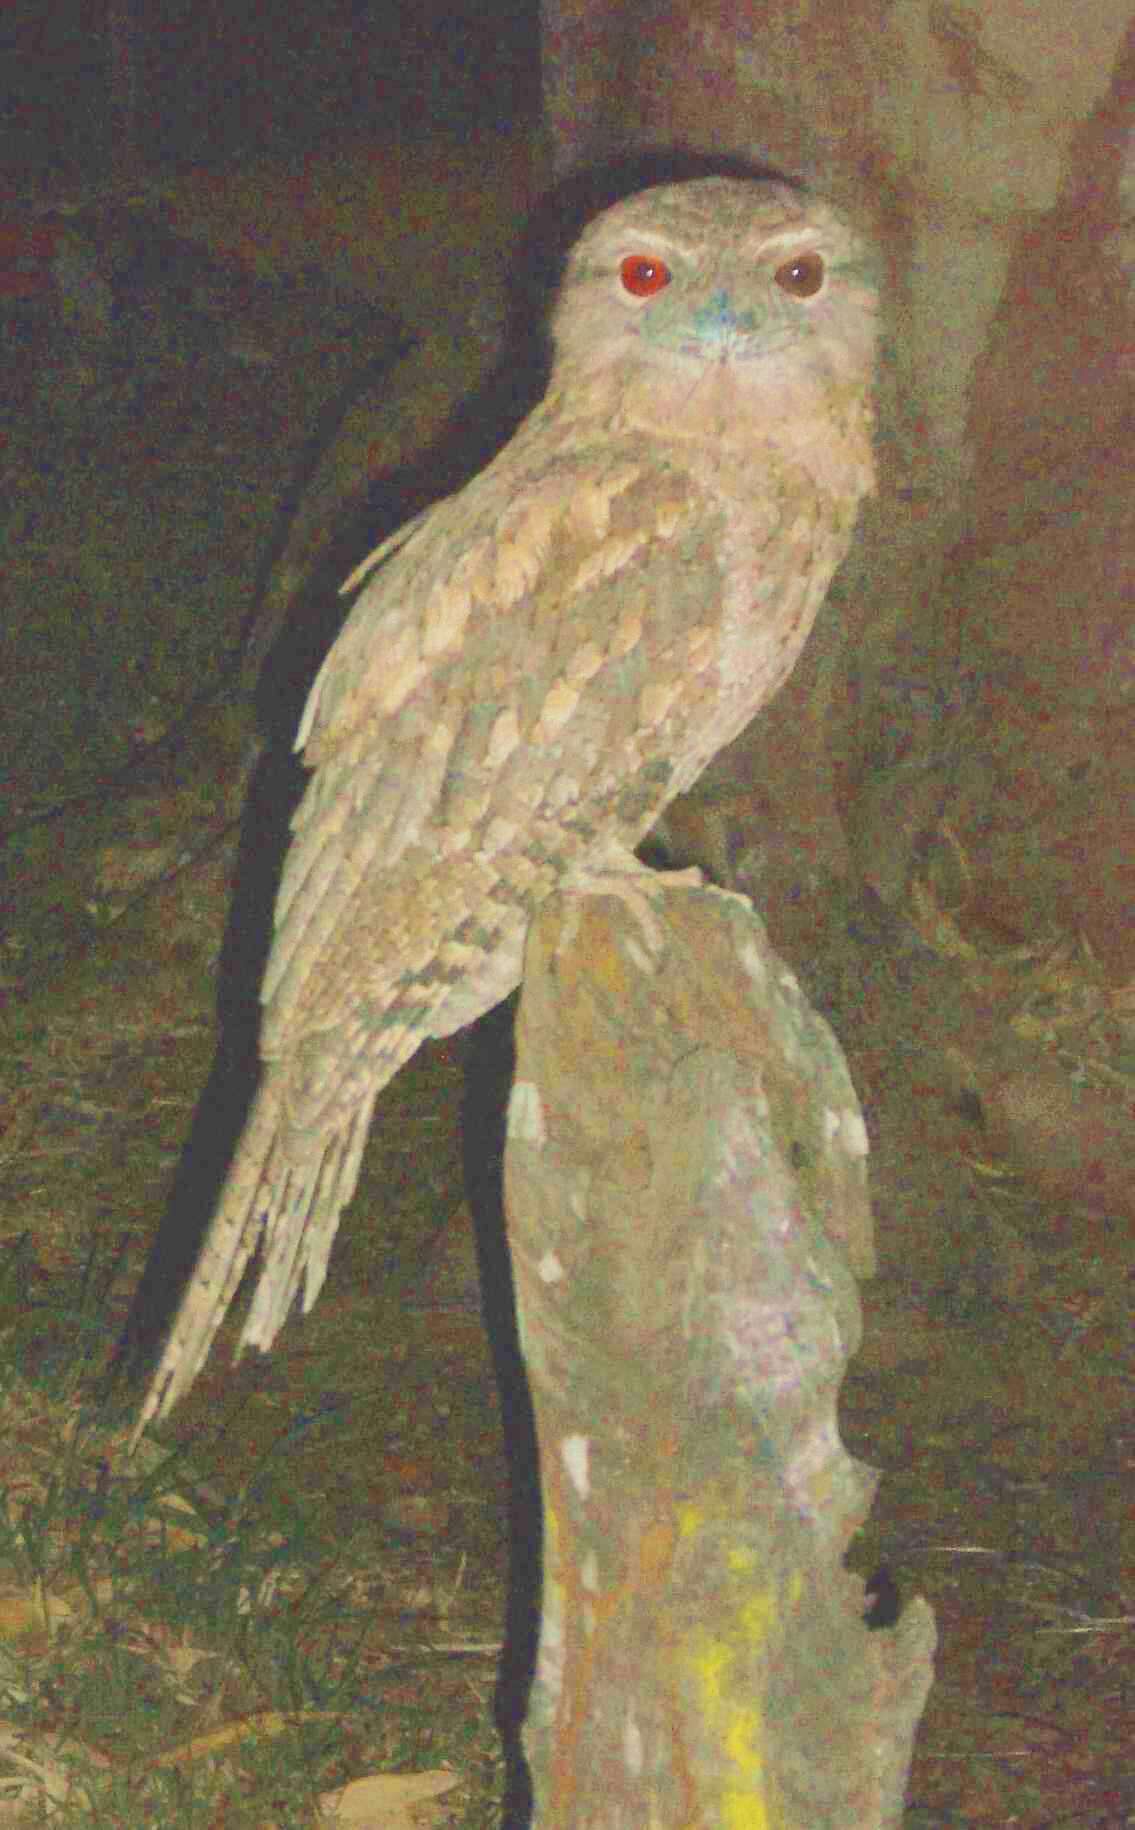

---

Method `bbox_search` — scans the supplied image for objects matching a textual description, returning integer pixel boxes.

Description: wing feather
[135,431,812,1434]
[259,431,723,1066]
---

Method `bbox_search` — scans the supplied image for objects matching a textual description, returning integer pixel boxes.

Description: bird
[135,173,879,1437]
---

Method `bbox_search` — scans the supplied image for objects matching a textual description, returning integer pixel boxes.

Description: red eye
[620,254,672,298]
[774,251,826,298]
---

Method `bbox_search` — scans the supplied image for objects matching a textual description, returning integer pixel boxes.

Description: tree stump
[504,878,935,1827]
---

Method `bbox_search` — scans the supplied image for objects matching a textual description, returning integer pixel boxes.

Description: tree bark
[505,879,935,1827]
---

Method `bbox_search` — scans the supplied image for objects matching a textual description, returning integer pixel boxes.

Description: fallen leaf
[318,1767,460,1827]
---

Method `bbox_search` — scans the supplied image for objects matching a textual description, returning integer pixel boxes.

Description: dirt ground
[1,203,1131,1827]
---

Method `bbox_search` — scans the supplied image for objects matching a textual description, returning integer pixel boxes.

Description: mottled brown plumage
[137,175,878,1435]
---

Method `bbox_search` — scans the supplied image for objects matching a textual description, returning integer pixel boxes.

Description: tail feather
[241,1087,377,1350]
[131,1083,376,1446]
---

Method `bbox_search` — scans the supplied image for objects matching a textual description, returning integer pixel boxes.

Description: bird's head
[547,176,879,474]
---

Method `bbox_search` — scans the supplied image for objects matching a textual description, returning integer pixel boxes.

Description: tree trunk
[505,879,935,1827]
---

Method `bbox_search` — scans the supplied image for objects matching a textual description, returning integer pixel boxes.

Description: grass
[0,1234,509,1827]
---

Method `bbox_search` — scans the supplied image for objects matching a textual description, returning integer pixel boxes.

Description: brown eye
[620,254,672,298]
[774,251,826,298]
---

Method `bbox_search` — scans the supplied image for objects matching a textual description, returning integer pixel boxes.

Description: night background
[1,0,540,183]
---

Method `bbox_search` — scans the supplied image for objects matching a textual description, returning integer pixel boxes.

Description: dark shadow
[458,995,539,1827]
[108,732,301,1384]
[236,324,413,700]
